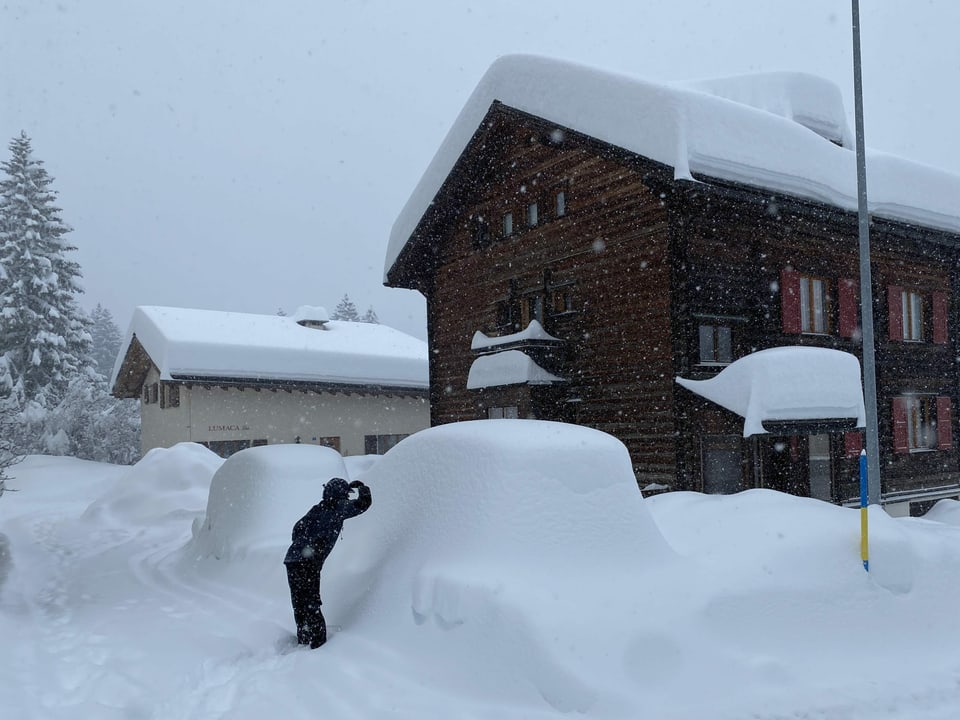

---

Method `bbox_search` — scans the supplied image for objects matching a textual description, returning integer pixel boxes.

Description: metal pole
[852,0,882,505]
[860,449,869,571]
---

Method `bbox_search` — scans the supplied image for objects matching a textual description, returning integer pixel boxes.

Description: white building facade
[113,306,429,458]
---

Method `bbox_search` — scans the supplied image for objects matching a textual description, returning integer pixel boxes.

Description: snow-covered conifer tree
[361,305,380,324]
[41,372,140,464]
[89,303,123,380]
[0,357,21,482]
[0,132,92,410]
[331,293,360,321]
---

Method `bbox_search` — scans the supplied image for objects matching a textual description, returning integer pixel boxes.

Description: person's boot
[310,621,327,649]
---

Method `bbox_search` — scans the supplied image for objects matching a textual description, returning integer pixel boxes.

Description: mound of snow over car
[188,443,349,561]
[344,420,675,711]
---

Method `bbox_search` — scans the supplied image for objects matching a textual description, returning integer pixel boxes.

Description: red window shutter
[781,269,801,334]
[892,396,909,453]
[844,431,864,458]
[887,285,903,341]
[838,278,859,338]
[937,396,953,450]
[933,291,949,345]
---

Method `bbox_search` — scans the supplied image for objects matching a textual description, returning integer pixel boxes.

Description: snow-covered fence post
[860,449,869,572]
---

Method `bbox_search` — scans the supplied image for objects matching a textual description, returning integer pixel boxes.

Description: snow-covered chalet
[384,54,960,516]
[111,305,429,458]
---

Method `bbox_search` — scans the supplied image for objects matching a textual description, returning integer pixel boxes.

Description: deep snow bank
[343,420,675,713]
[82,442,223,527]
[188,443,348,561]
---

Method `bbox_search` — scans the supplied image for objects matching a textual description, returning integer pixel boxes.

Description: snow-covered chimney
[292,305,330,329]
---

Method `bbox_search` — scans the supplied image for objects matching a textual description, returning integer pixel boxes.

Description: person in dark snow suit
[284,477,372,648]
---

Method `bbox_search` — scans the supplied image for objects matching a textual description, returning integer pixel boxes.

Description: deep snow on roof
[385,54,960,279]
[113,305,428,389]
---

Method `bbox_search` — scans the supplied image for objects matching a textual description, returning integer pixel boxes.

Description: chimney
[292,305,330,329]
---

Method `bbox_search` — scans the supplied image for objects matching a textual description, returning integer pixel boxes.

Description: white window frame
[902,289,924,341]
[799,275,828,334]
[526,202,538,227]
[905,395,937,451]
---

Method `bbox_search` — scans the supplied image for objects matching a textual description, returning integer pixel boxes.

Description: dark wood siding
[424,108,677,484]
[396,102,960,504]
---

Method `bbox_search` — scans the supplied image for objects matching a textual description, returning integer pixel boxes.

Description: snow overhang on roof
[675,346,866,438]
[385,54,960,282]
[466,350,565,390]
[111,306,429,396]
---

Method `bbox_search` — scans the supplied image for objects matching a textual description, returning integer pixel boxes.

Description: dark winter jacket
[283,483,372,566]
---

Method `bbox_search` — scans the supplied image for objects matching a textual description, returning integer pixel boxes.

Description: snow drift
[7,426,960,718]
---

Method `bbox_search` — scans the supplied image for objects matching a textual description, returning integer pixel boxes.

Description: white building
[111,305,429,458]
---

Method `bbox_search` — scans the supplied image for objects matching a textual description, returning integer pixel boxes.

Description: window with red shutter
[780,269,801,334]
[937,396,953,450]
[838,278,859,338]
[843,430,864,458]
[933,291,949,345]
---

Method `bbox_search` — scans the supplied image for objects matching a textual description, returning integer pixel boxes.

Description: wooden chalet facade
[384,57,960,516]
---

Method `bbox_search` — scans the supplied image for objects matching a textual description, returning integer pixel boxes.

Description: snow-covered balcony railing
[675,346,866,437]
[470,319,564,355]
[467,349,565,390]
[468,320,567,390]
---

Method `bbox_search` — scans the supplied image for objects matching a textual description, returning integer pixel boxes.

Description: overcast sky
[3,1,959,340]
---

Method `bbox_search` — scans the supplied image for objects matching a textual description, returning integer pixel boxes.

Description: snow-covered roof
[466,349,564,390]
[675,346,866,437]
[112,306,428,393]
[470,319,563,351]
[386,54,960,279]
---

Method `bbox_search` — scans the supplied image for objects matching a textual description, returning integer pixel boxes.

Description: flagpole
[852,0,881,506]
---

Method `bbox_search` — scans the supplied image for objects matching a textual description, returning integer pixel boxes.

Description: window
[161,383,180,409]
[522,295,544,325]
[893,395,952,452]
[698,324,733,365]
[472,216,491,249]
[201,439,252,458]
[315,436,341,451]
[555,190,566,217]
[782,270,858,337]
[502,212,513,237]
[700,435,743,494]
[799,275,828,334]
[902,289,924,341]
[888,286,949,344]
[364,433,409,454]
[553,289,573,314]
[907,396,937,450]
[149,383,159,404]
[526,201,538,227]
[488,406,519,419]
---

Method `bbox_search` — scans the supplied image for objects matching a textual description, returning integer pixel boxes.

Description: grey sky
[3,1,958,340]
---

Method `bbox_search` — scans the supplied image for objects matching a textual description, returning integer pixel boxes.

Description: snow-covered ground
[2,421,960,719]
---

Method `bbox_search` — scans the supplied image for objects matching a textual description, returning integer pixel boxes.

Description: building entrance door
[808,434,832,501]
[758,435,808,497]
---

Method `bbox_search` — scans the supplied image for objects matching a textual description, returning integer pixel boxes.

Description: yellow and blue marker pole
[860,449,869,572]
